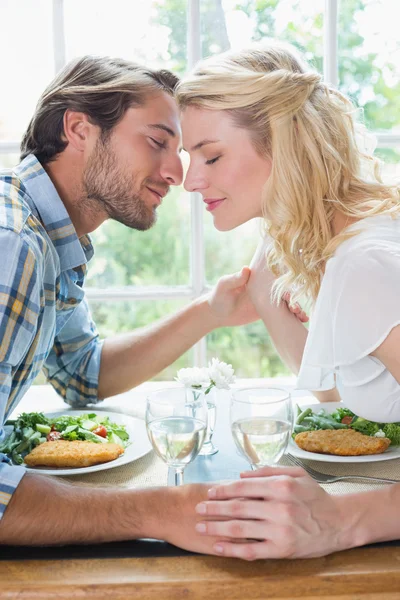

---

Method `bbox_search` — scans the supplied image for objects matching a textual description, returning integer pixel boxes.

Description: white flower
[175,367,209,388]
[207,358,236,390]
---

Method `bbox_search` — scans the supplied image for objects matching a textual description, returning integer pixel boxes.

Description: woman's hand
[282,292,309,323]
[194,466,350,560]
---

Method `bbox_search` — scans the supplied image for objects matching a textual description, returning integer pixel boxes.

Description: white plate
[23,410,152,475]
[289,402,400,463]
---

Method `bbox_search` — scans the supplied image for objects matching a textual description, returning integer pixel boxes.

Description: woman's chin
[213,220,235,232]
[212,215,251,232]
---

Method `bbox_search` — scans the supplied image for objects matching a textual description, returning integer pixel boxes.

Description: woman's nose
[184,167,207,193]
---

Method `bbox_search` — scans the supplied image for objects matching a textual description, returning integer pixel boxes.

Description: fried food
[294,428,391,456]
[24,440,124,468]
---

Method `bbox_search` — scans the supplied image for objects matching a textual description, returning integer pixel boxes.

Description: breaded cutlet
[24,440,124,468]
[294,428,391,456]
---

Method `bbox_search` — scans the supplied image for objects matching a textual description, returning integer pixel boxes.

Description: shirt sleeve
[43,297,104,407]
[0,228,42,518]
[297,242,400,390]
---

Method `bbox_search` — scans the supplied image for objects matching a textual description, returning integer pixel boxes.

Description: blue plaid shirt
[0,154,103,518]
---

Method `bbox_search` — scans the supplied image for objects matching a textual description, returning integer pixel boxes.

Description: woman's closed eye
[206,155,221,165]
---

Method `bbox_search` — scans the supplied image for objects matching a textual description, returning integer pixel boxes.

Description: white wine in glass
[146,387,207,485]
[231,387,293,469]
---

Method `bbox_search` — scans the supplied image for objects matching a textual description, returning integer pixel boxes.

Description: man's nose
[160,155,184,186]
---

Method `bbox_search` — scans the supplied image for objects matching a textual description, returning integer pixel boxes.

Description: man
[0,56,257,549]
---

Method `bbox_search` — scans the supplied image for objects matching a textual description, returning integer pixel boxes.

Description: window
[1,0,399,380]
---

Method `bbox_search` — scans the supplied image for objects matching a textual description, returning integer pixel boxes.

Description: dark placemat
[0,538,193,561]
[1,537,399,562]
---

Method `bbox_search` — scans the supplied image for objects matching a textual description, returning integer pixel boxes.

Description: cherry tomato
[341,416,353,425]
[93,425,107,438]
[47,431,62,441]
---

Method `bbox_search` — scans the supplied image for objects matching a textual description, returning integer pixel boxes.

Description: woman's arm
[247,239,339,402]
[371,324,400,383]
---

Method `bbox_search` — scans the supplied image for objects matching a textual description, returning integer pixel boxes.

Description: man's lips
[147,187,168,204]
[204,198,225,212]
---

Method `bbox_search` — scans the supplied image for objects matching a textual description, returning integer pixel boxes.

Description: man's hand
[207,265,308,329]
[207,267,259,327]
[192,467,351,560]
[247,237,309,322]
[161,483,225,554]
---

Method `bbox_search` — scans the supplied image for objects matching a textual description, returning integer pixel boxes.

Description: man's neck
[44,157,106,238]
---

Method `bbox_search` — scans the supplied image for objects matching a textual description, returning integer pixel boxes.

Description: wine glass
[146,387,208,485]
[230,387,293,469]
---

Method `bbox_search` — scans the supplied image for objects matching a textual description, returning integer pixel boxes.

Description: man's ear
[63,110,95,152]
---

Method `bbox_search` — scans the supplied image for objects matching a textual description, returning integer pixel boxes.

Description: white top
[296,214,400,423]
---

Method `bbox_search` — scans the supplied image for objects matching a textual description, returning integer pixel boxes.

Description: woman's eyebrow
[183,139,220,152]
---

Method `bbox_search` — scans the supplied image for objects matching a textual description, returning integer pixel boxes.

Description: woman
[175,41,400,559]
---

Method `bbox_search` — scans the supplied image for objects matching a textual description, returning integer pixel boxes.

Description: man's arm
[247,240,340,403]
[98,267,256,398]
[0,472,218,553]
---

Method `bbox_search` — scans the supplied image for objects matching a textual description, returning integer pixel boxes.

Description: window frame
[0,0,399,367]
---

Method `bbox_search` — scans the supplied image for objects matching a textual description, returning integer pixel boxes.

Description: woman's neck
[332,210,359,236]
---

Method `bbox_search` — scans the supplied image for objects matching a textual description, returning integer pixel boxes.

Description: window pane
[0,154,20,169]
[207,321,290,378]
[338,0,400,131]
[63,0,190,287]
[375,147,400,181]
[64,0,187,74]
[88,299,193,380]
[204,217,260,285]
[0,0,54,141]
[197,1,324,283]
[201,0,323,71]
[86,189,190,287]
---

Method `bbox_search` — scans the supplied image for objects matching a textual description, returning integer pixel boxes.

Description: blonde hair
[176,41,400,304]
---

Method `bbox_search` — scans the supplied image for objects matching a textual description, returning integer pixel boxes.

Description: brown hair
[21,55,179,165]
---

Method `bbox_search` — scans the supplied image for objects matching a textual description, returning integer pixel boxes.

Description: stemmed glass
[146,387,208,485]
[230,387,293,469]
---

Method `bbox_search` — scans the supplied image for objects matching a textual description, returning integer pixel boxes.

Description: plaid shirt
[0,154,103,518]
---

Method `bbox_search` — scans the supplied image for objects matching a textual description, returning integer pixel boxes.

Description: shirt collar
[14,154,94,271]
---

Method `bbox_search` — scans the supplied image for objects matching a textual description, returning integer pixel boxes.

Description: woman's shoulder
[327,214,400,274]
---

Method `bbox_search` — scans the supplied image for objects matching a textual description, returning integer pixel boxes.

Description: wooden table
[1,383,399,599]
[2,547,400,599]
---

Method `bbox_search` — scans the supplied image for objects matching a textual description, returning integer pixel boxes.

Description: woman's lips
[204,199,225,212]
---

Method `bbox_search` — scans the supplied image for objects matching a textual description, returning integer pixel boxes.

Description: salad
[293,405,400,445]
[0,412,130,465]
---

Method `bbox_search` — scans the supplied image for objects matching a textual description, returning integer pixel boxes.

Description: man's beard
[82,135,158,231]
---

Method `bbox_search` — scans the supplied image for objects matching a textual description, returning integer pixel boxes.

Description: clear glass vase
[198,387,218,455]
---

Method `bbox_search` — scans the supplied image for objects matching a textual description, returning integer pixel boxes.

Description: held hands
[207,267,259,327]
[193,467,349,560]
[207,265,308,328]
[247,236,309,323]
